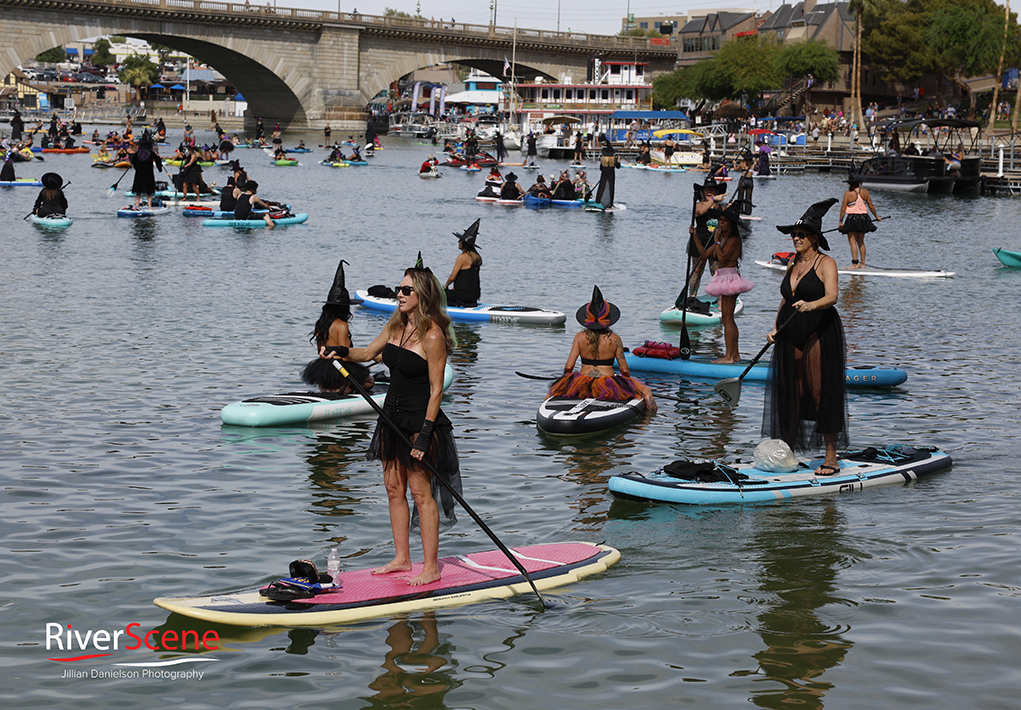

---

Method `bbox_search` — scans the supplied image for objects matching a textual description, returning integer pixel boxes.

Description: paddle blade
[679,327,691,360]
[714,377,741,406]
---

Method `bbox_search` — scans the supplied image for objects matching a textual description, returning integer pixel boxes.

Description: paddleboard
[356,290,566,325]
[584,203,627,213]
[751,173,778,179]
[419,171,442,179]
[285,148,312,153]
[221,365,454,426]
[0,178,43,187]
[522,194,584,209]
[117,205,171,217]
[609,444,951,505]
[202,213,309,228]
[154,541,620,626]
[994,247,1021,268]
[624,163,648,170]
[460,165,482,172]
[568,163,586,169]
[645,165,686,173]
[537,396,646,435]
[659,297,744,326]
[183,207,285,218]
[496,198,523,206]
[475,195,498,202]
[624,352,908,387]
[273,159,300,166]
[29,214,73,229]
[755,257,954,279]
[522,165,542,170]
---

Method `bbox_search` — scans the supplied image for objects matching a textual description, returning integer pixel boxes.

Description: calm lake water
[2,131,1020,709]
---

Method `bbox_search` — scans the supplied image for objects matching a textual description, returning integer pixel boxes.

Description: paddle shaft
[735,311,799,382]
[333,360,548,608]
[677,189,699,357]
[109,167,131,191]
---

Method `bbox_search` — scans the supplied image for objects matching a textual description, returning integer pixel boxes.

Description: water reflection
[743,503,855,709]
[362,615,457,709]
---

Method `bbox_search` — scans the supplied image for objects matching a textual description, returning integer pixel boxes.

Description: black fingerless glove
[326,345,350,357]
[412,419,435,454]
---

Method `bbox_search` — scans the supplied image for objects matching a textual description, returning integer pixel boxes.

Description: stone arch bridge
[0,0,679,129]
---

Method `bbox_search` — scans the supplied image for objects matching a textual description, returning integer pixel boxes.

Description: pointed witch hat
[412,251,424,269]
[776,197,838,250]
[323,259,363,305]
[453,218,481,249]
[576,285,621,331]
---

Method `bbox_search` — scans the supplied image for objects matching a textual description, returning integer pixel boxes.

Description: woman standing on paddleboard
[838,173,880,269]
[764,198,848,476]
[687,178,727,298]
[444,219,483,307]
[326,263,461,586]
[692,202,754,364]
[128,130,163,210]
[301,259,373,395]
[547,286,656,411]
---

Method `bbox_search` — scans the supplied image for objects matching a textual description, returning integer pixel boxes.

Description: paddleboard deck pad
[356,290,566,325]
[154,542,620,626]
[624,352,907,387]
[537,396,646,435]
[609,444,951,505]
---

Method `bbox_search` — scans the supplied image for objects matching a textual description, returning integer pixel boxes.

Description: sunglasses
[394,285,415,297]
[791,231,811,241]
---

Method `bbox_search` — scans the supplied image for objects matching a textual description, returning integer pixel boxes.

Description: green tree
[384,7,424,19]
[862,0,930,86]
[927,0,1002,117]
[848,0,880,131]
[118,55,159,88]
[91,39,116,67]
[712,35,783,111]
[35,47,66,63]
[109,36,127,44]
[775,38,840,114]
[620,27,662,38]
[652,66,688,109]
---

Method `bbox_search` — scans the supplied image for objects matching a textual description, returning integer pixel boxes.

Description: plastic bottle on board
[326,548,341,583]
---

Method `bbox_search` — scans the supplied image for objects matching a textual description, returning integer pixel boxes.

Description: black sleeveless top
[451,264,481,301]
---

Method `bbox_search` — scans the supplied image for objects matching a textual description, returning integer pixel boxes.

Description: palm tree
[991,0,1010,129]
[847,0,876,133]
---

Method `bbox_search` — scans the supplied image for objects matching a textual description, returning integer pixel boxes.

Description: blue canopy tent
[169,84,186,91]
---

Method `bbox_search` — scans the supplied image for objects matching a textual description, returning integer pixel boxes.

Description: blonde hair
[385,268,456,353]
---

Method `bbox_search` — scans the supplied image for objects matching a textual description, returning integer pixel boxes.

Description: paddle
[514,372,698,404]
[713,311,798,406]
[332,360,552,610]
[107,168,131,196]
[675,186,702,359]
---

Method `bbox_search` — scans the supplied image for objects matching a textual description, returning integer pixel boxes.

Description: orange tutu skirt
[547,372,641,401]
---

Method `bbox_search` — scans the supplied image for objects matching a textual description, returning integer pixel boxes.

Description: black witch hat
[324,259,363,305]
[576,285,621,331]
[776,197,838,250]
[708,201,751,234]
[453,218,481,249]
[41,172,62,190]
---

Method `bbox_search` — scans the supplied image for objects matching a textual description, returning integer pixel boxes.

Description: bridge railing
[80,0,676,51]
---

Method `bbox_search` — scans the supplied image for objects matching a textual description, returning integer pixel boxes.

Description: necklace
[398,321,416,349]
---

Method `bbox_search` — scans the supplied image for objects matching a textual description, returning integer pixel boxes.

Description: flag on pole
[503,57,510,77]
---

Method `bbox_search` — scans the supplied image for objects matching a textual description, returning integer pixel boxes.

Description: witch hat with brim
[454,218,481,249]
[324,259,363,305]
[708,201,751,234]
[576,285,621,331]
[41,172,62,190]
[776,197,838,251]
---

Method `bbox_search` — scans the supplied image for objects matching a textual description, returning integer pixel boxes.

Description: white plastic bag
[753,439,799,472]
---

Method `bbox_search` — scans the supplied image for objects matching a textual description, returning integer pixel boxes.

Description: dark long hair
[309,303,352,348]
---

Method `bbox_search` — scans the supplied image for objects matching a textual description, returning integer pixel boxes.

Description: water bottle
[326,548,341,584]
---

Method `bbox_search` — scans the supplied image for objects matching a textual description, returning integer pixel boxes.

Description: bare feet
[713,357,739,364]
[371,559,413,575]
[407,567,441,586]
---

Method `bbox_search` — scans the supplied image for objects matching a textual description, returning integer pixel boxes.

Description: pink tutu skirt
[704,267,755,297]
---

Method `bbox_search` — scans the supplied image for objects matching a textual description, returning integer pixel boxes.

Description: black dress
[762,257,849,451]
[367,343,461,528]
[130,147,162,195]
[446,264,480,307]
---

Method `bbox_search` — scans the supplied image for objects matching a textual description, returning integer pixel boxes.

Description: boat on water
[857,118,983,194]
[388,111,439,138]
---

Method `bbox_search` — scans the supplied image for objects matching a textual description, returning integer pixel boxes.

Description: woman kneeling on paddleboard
[301,259,373,395]
[325,265,461,586]
[548,287,656,410]
[33,172,67,217]
[764,198,848,476]
[444,219,483,307]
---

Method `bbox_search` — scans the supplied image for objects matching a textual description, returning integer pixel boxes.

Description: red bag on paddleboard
[632,341,681,359]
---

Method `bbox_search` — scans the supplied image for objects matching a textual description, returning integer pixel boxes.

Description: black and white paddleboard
[537,396,646,435]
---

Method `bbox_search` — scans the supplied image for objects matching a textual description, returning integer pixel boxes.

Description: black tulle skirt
[839,213,877,234]
[367,408,461,530]
[300,357,371,391]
